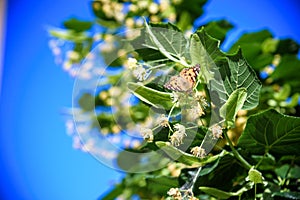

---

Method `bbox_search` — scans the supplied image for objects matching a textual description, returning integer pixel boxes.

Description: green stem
[224,131,252,170]
[254,183,257,200]
[255,153,267,169]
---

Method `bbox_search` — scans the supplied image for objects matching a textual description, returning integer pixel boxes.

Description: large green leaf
[220,88,247,128]
[216,50,262,110]
[238,109,300,156]
[143,22,190,66]
[127,82,173,110]
[191,28,226,64]
[228,30,274,70]
[190,29,261,110]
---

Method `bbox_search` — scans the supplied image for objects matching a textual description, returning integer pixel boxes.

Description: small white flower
[170,124,186,146]
[174,123,186,134]
[137,0,148,9]
[194,92,208,108]
[186,103,205,121]
[190,146,206,158]
[127,57,137,69]
[148,3,159,14]
[133,66,149,81]
[140,128,154,142]
[167,188,182,199]
[211,124,223,139]
[160,0,170,12]
[157,114,169,127]
[67,50,80,61]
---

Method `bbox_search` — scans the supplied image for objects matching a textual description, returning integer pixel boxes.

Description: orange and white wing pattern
[164,64,200,92]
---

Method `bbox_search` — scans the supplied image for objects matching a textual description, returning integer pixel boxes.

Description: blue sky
[0,0,299,199]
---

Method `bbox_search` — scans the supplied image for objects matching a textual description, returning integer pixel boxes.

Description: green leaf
[274,84,291,101]
[275,164,290,179]
[78,93,94,111]
[252,154,276,170]
[272,191,300,200]
[190,27,227,86]
[286,93,300,108]
[146,176,178,194]
[174,0,207,29]
[275,164,300,179]
[189,33,218,81]
[220,88,247,128]
[191,29,261,110]
[195,154,244,192]
[155,141,202,166]
[199,182,253,199]
[229,30,273,53]
[127,82,173,110]
[155,141,224,166]
[117,149,170,172]
[275,38,300,55]
[192,28,225,64]
[199,187,235,199]
[271,55,300,93]
[229,30,273,70]
[203,20,234,41]
[238,109,300,156]
[199,155,221,176]
[215,50,262,110]
[63,18,93,32]
[143,22,190,66]
[49,29,90,42]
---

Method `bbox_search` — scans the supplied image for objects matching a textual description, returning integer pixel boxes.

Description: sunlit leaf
[220,88,247,128]
[127,82,173,110]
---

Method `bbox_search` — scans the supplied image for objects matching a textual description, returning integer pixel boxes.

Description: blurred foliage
[49,0,300,199]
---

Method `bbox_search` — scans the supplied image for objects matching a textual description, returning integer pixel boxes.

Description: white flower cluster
[190,146,206,158]
[126,57,151,81]
[140,128,154,142]
[157,114,169,127]
[170,124,186,146]
[211,124,223,139]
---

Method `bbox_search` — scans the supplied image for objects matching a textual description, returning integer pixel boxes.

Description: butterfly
[164,64,200,92]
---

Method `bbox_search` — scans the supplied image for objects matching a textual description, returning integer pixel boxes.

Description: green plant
[49,0,300,199]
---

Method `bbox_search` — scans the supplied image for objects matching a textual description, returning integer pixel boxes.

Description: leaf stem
[224,131,252,170]
[167,103,177,121]
[254,183,257,200]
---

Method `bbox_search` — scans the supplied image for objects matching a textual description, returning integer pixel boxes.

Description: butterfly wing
[164,75,193,92]
[164,64,200,92]
[179,64,200,87]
